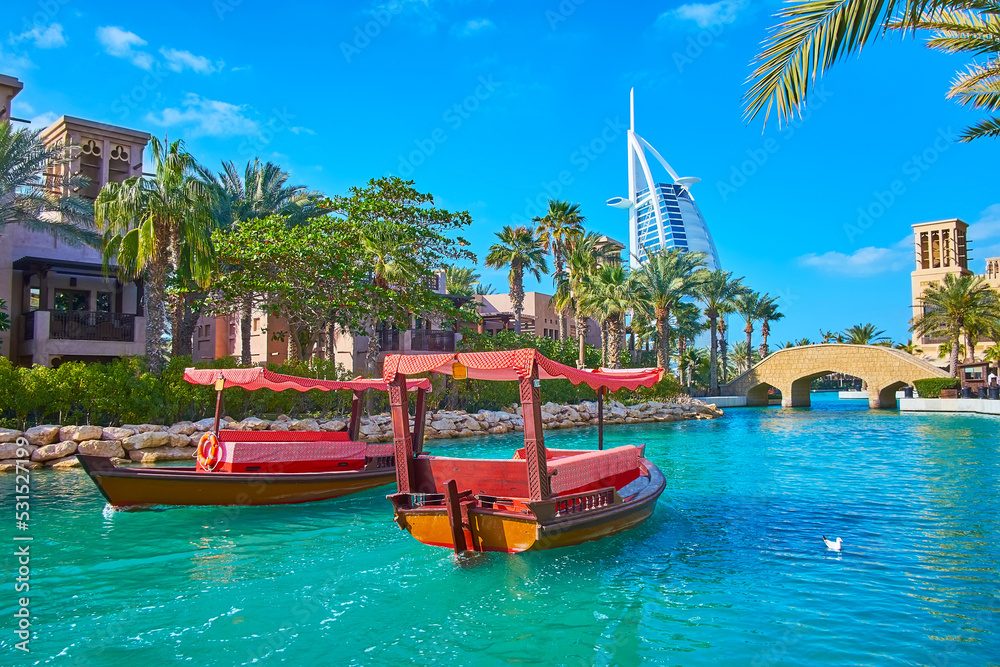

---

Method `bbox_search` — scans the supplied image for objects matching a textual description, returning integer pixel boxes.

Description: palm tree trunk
[511,263,524,335]
[601,321,608,366]
[760,320,770,358]
[709,313,719,394]
[555,254,567,342]
[145,257,168,374]
[169,294,185,356]
[655,308,669,373]
[607,317,623,368]
[240,294,253,366]
[174,300,199,357]
[745,325,754,371]
[576,311,588,368]
[950,338,960,377]
[965,330,975,363]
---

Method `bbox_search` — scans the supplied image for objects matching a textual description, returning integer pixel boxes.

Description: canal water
[2,393,998,665]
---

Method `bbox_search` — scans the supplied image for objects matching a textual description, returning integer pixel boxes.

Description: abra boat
[78,367,431,510]
[383,349,666,553]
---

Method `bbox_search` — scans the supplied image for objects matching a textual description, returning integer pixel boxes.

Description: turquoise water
[3,393,999,665]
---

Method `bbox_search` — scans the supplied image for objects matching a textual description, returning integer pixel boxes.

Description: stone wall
[0,398,724,472]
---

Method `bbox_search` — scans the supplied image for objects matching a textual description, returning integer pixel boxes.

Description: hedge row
[913,377,961,398]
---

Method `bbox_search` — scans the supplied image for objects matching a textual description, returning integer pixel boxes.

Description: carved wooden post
[597,386,605,450]
[519,361,550,500]
[348,390,364,441]
[211,374,225,435]
[412,387,427,455]
[388,373,414,493]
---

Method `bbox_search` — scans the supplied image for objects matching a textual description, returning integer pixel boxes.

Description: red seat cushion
[548,446,641,495]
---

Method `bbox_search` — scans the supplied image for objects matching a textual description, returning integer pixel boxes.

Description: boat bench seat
[213,429,367,473]
[548,446,641,495]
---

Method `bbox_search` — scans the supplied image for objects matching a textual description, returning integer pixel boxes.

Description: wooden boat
[79,368,430,510]
[383,349,667,553]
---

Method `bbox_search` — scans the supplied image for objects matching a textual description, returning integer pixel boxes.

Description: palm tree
[757,295,784,359]
[534,200,584,341]
[579,264,648,368]
[695,270,746,394]
[842,323,889,345]
[474,282,496,295]
[895,339,917,354]
[444,265,480,297]
[0,120,97,245]
[200,159,321,365]
[744,0,1000,142]
[96,136,215,373]
[673,301,705,387]
[554,232,609,367]
[730,340,760,374]
[795,337,814,347]
[717,301,737,384]
[733,291,766,372]
[486,225,549,335]
[911,273,1000,376]
[636,248,707,375]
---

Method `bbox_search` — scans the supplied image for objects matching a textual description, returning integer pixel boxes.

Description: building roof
[12,256,120,278]
[38,115,150,146]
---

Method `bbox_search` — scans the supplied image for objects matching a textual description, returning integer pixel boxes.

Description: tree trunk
[709,313,719,394]
[576,311,588,368]
[174,298,200,357]
[240,294,253,366]
[601,321,608,366]
[511,263,524,335]
[655,307,669,373]
[965,330,975,363]
[745,324,754,372]
[719,328,728,381]
[678,335,688,386]
[607,317,623,368]
[288,327,302,362]
[145,256,169,374]
[760,320,770,359]
[326,322,337,363]
[950,338,960,377]
[365,320,381,414]
[555,253,567,342]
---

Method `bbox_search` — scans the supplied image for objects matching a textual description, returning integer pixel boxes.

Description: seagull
[822,536,843,551]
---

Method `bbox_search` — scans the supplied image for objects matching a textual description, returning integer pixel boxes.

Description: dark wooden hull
[389,458,666,553]
[78,455,395,510]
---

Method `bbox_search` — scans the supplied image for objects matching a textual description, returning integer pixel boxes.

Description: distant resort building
[607,89,721,270]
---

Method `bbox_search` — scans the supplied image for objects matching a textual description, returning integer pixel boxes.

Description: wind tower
[607,88,721,270]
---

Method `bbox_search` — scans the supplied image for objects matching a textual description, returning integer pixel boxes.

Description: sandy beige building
[0,75,150,367]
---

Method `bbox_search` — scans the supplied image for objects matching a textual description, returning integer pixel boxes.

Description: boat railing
[366,455,395,470]
[526,487,621,522]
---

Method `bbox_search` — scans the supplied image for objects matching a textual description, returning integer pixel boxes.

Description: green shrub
[913,377,961,398]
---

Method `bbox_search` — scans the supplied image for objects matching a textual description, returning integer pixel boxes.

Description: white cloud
[662,0,743,28]
[798,243,911,277]
[289,126,315,135]
[455,18,495,36]
[96,26,153,69]
[30,111,59,128]
[145,94,258,137]
[0,46,34,73]
[159,47,223,74]
[967,203,1000,242]
[11,23,66,49]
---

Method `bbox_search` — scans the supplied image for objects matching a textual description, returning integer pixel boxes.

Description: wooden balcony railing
[410,330,455,352]
[47,311,136,342]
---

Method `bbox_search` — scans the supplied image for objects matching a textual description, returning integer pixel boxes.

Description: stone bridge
[721,344,949,409]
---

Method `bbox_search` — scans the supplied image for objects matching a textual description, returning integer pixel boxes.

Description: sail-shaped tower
[607,89,721,270]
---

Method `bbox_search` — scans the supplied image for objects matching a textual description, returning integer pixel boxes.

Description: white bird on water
[823,536,843,551]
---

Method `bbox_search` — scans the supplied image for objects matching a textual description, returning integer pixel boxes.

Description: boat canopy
[383,349,663,392]
[183,367,432,393]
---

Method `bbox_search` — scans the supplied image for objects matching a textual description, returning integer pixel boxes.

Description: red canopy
[183,367,432,393]
[382,349,663,392]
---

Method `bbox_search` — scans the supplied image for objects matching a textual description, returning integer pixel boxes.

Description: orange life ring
[197,432,222,472]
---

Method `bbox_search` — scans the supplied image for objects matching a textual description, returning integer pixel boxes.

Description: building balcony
[410,330,456,352]
[17,310,145,365]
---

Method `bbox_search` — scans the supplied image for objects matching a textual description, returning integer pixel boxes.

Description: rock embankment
[0,398,723,471]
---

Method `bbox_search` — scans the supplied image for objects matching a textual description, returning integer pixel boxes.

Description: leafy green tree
[199,159,323,365]
[744,0,1000,141]
[758,295,784,358]
[636,248,707,375]
[328,177,474,379]
[911,273,1000,375]
[486,225,549,335]
[695,270,746,393]
[579,264,648,368]
[842,323,889,345]
[0,120,97,245]
[96,137,215,373]
[534,200,585,340]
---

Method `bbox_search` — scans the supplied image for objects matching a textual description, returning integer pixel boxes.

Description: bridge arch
[721,344,949,409]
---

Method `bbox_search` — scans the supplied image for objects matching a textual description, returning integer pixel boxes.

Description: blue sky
[3,0,998,346]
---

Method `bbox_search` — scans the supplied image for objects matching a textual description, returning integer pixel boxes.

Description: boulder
[0,428,23,443]
[241,417,271,431]
[193,418,216,432]
[125,423,167,433]
[102,427,135,441]
[487,424,510,434]
[30,441,78,462]
[275,414,291,422]
[169,434,192,448]
[47,455,81,468]
[290,419,320,432]
[320,420,347,432]
[0,443,36,460]
[268,422,289,431]
[59,425,104,442]
[77,440,126,459]
[168,421,198,435]
[0,461,42,472]
[128,446,197,463]
[122,431,172,451]
[430,419,455,431]
[24,425,61,446]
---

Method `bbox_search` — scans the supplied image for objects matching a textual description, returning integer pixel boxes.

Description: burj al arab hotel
[607,89,721,270]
